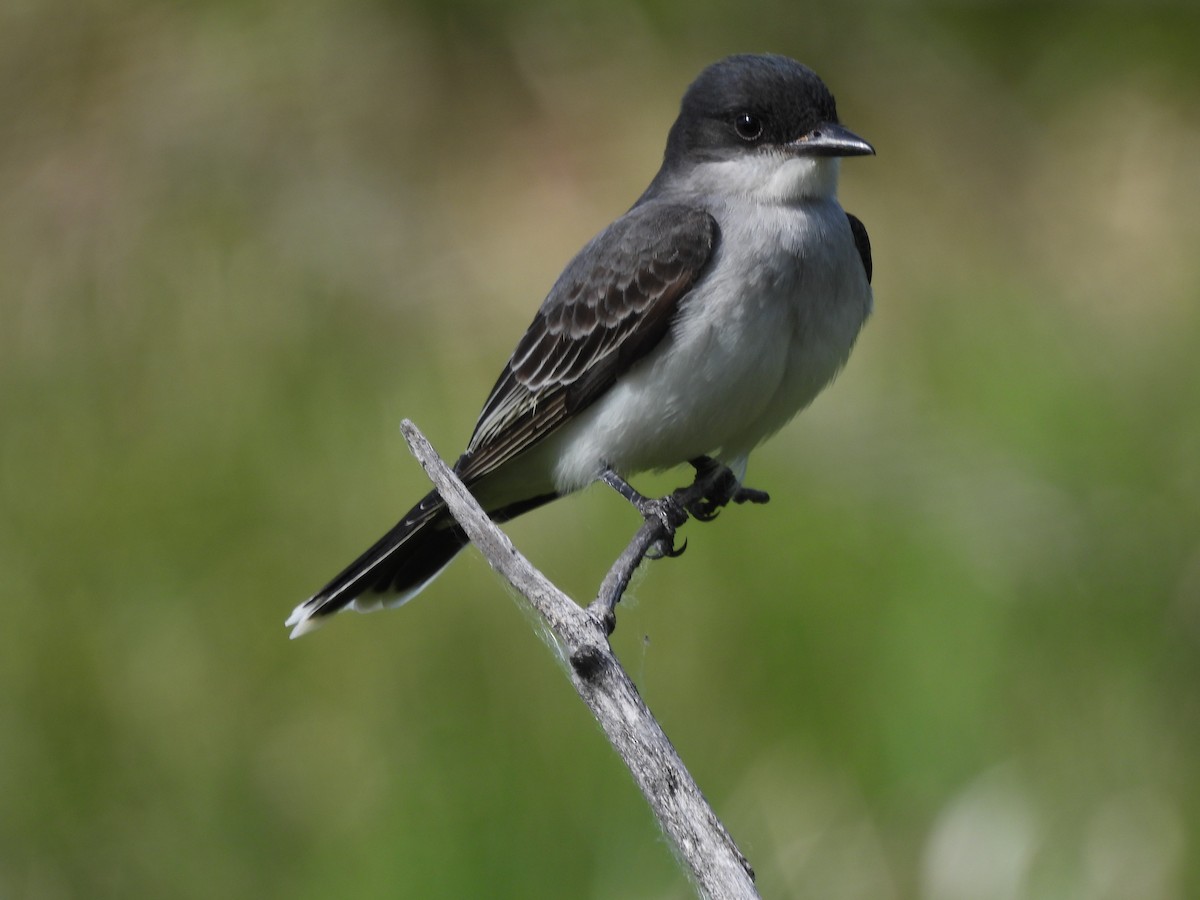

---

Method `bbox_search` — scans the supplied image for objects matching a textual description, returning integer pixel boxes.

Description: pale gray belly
[541,198,871,490]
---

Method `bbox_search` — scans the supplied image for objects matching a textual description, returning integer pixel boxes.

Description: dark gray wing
[846,212,872,284]
[454,202,718,484]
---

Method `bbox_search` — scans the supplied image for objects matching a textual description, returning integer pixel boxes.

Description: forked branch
[399,419,759,900]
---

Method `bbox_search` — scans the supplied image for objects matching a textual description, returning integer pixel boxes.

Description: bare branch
[400,419,759,900]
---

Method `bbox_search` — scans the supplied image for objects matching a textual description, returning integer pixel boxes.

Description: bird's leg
[599,466,688,559]
[683,456,770,521]
[592,460,770,636]
[593,466,690,636]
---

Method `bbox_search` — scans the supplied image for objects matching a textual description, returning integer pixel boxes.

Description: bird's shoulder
[537,201,719,321]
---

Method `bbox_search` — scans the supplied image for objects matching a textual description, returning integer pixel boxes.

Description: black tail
[287,489,558,637]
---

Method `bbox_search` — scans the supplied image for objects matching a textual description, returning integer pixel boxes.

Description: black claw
[648,540,679,560]
[646,530,687,560]
[691,502,719,521]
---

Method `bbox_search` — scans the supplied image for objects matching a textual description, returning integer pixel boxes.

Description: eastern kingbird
[287,53,874,638]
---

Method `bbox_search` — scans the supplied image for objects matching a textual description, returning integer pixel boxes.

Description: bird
[287,53,874,638]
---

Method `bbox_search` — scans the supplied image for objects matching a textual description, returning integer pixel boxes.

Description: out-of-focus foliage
[2,1,1198,897]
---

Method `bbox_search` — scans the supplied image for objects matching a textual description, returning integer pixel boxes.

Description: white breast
[542,195,871,493]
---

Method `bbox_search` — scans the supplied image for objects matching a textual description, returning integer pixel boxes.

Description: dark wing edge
[454,203,718,484]
[846,212,872,285]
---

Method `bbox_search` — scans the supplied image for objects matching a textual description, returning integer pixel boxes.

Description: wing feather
[454,202,717,484]
[846,212,872,284]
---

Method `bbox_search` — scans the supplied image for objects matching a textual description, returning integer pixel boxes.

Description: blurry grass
[2,1,1199,898]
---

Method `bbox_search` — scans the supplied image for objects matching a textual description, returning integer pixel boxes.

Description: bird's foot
[599,467,689,558]
[684,456,770,521]
[592,460,770,635]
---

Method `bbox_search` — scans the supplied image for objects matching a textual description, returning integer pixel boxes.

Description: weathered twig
[400,419,759,900]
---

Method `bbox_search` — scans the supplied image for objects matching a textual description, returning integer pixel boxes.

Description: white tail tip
[285,600,328,640]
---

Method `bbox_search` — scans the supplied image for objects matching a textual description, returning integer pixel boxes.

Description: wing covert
[454,203,717,484]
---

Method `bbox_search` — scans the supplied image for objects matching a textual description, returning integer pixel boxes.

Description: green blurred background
[3,1,1199,897]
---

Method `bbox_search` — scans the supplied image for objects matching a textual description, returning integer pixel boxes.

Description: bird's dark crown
[662,54,841,166]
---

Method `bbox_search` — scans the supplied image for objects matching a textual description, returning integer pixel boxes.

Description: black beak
[786,122,875,158]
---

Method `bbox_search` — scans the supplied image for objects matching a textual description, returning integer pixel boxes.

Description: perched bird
[288,53,874,638]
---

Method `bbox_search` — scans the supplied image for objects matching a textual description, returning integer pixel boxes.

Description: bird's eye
[734,113,764,141]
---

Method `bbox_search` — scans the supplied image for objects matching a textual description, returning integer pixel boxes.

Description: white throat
[680,153,841,205]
